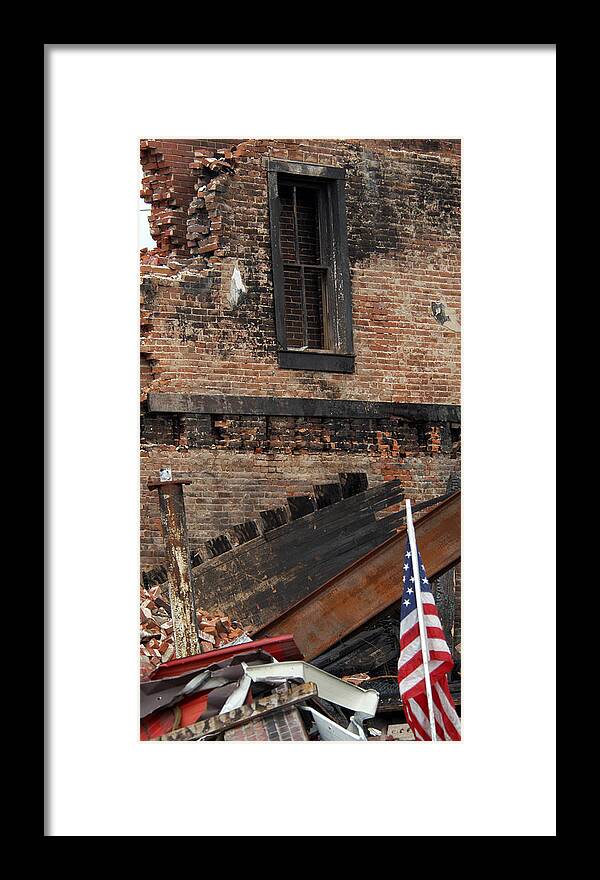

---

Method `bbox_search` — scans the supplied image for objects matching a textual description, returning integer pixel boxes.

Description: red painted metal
[149,634,303,681]
[141,692,210,741]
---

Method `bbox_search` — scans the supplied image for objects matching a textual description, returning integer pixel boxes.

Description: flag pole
[405,499,437,741]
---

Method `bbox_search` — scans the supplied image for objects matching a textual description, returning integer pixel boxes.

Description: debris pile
[139,585,249,680]
[138,484,461,739]
[140,644,381,742]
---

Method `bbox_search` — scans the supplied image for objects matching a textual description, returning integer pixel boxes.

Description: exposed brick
[139,138,461,582]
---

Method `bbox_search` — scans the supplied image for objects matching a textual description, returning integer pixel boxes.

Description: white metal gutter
[241,660,380,733]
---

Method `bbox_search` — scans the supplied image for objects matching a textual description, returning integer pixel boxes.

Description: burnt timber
[312,571,459,678]
[253,491,460,660]
[192,478,408,631]
[142,470,372,588]
[147,392,460,424]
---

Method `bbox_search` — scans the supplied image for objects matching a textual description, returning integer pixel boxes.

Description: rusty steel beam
[148,474,201,659]
[253,491,460,661]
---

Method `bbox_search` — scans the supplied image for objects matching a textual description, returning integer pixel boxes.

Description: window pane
[296,187,321,264]
[283,266,305,348]
[279,185,296,262]
[304,268,326,349]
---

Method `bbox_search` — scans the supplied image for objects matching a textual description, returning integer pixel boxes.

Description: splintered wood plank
[192,480,405,629]
[313,483,344,509]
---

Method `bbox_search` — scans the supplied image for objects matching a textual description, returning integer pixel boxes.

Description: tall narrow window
[268,160,354,373]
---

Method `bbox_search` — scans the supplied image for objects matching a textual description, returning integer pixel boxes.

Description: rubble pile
[140,646,381,742]
[139,585,248,680]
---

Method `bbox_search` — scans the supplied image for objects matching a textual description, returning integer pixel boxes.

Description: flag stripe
[398,638,452,674]
[397,532,461,741]
[400,623,447,650]
[434,679,461,738]
[409,695,446,740]
[400,613,444,642]
[400,658,445,698]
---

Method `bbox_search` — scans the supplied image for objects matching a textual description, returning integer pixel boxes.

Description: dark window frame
[267,159,354,373]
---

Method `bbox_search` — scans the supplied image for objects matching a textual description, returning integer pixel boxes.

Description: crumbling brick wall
[140,138,461,571]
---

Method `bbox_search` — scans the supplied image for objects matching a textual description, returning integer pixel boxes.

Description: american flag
[397,535,461,740]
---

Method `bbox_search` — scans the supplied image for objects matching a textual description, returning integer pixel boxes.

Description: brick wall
[140,418,460,569]
[140,138,460,571]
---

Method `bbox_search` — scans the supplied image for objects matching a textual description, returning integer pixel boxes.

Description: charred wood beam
[147,392,460,424]
[192,479,406,631]
[262,479,402,544]
[313,618,400,676]
[339,472,368,498]
[259,506,289,532]
[314,483,344,509]
[287,494,317,519]
[254,491,461,660]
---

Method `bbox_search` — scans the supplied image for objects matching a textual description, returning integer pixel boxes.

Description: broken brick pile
[187,148,237,259]
[140,140,192,262]
[139,584,248,680]
[139,141,243,274]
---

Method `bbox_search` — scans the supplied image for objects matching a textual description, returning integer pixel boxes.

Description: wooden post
[148,474,200,659]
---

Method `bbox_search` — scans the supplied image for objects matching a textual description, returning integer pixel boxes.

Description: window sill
[277,350,355,373]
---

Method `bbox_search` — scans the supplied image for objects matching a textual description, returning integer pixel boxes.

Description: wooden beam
[192,479,406,631]
[156,682,318,741]
[267,158,345,179]
[253,491,461,660]
[147,392,461,424]
[148,478,201,659]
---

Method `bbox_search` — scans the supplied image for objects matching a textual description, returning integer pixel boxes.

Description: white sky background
[47,45,556,838]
